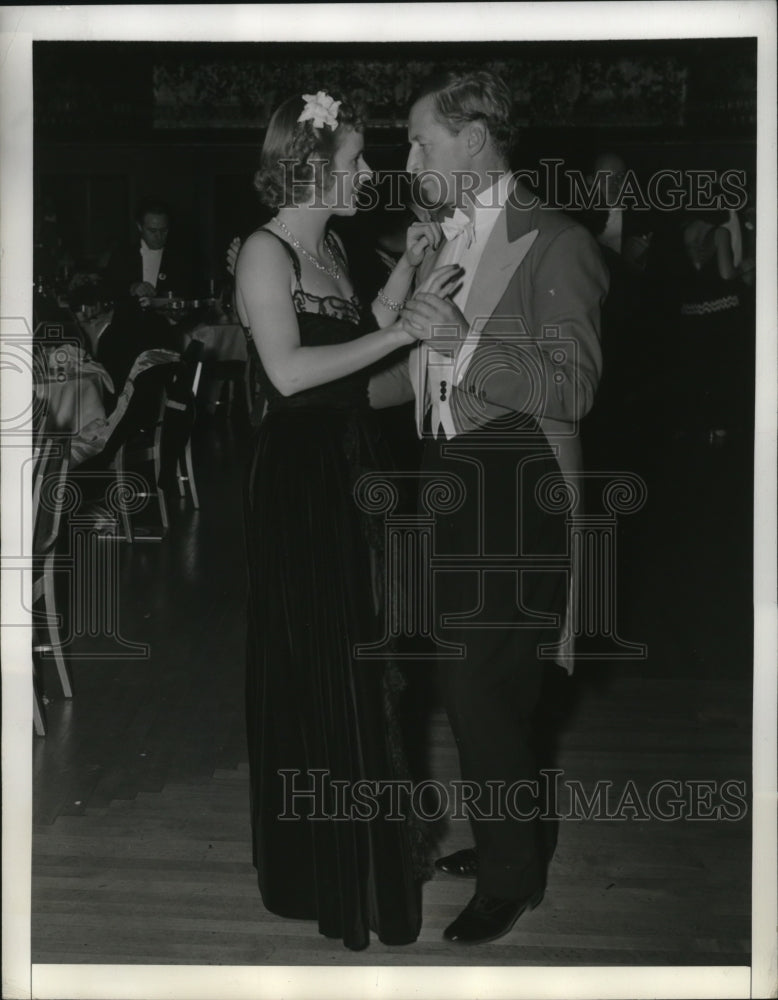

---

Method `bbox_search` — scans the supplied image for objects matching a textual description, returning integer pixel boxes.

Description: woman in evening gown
[234,90,455,950]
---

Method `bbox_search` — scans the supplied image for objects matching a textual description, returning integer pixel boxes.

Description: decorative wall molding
[33,40,757,140]
[152,53,691,130]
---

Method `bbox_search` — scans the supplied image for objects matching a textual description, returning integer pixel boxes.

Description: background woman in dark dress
[658,205,746,444]
[234,90,454,951]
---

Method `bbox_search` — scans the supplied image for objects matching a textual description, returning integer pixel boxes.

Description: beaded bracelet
[376,287,406,313]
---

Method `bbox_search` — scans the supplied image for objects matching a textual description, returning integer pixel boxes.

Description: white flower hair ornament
[298,91,341,131]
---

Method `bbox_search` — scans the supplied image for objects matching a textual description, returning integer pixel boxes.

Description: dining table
[170,294,245,360]
[71,295,249,412]
[75,305,115,358]
[73,294,247,360]
[186,318,247,363]
[182,304,248,411]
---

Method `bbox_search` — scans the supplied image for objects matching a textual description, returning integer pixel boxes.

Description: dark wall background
[33,39,757,285]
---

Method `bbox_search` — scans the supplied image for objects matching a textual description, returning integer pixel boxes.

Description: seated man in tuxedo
[100,199,198,391]
[105,198,199,304]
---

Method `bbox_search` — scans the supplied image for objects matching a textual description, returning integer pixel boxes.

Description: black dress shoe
[434,847,478,877]
[443,889,544,944]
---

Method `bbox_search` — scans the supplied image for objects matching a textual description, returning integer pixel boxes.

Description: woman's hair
[682,206,729,228]
[681,181,730,229]
[413,69,516,162]
[254,92,365,210]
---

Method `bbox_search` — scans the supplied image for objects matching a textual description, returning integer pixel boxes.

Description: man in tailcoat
[105,198,198,304]
[99,199,197,389]
[369,70,608,944]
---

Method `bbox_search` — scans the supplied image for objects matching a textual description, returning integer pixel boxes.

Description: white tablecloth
[35,373,107,434]
[76,309,114,357]
[34,347,113,434]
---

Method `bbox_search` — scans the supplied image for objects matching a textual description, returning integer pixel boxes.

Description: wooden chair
[75,350,182,542]
[32,344,52,451]
[202,358,247,419]
[162,339,203,508]
[32,435,74,734]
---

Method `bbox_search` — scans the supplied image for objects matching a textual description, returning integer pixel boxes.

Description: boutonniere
[158,272,167,282]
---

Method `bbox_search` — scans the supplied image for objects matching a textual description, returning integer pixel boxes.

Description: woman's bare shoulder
[237,227,292,279]
[241,226,286,257]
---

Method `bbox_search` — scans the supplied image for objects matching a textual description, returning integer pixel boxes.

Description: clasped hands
[400,263,468,349]
[223,222,469,347]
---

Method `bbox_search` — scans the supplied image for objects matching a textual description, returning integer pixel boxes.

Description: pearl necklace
[271,217,342,281]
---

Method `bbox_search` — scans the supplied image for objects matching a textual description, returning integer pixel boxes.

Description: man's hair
[135,198,171,224]
[413,69,516,161]
[254,91,365,210]
[588,150,628,177]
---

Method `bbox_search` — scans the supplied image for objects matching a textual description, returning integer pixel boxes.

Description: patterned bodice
[244,230,376,412]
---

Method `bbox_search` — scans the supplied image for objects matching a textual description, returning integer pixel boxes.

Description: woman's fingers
[427,223,443,250]
[410,221,444,251]
[427,264,462,284]
[419,264,464,295]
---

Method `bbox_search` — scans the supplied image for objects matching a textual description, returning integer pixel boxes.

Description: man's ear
[466,120,488,157]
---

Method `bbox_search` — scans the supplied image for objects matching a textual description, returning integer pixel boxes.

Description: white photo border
[2,4,775,999]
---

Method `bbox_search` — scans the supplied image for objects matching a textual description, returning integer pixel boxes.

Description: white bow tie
[440,208,475,248]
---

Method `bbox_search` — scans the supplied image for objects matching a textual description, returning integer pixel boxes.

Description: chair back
[167,339,204,409]
[33,436,71,557]
[160,340,202,468]
[96,350,182,466]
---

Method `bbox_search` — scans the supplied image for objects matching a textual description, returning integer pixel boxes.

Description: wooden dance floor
[32,415,752,967]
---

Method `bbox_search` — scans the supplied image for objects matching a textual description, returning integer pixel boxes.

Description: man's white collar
[471,170,513,215]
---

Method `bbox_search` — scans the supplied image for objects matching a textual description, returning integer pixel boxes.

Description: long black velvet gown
[243,233,423,951]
